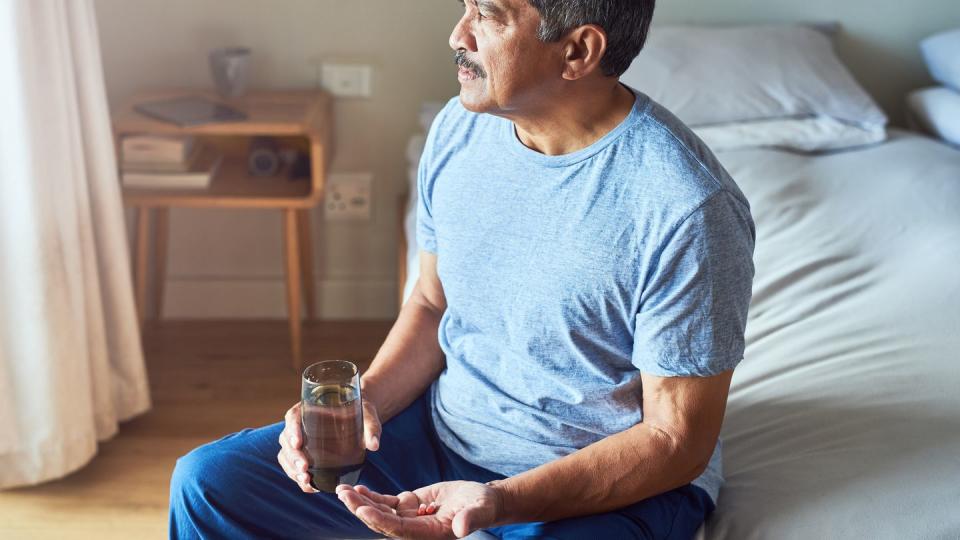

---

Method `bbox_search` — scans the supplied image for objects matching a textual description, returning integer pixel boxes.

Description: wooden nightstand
[112,89,333,371]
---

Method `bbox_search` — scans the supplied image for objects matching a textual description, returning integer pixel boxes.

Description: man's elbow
[644,422,715,484]
[685,454,711,483]
[658,429,716,485]
[678,437,718,485]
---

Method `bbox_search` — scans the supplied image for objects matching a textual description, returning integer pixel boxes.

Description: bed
[690,130,960,539]
[398,24,960,539]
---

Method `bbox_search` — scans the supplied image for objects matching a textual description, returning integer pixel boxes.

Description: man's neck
[508,82,635,156]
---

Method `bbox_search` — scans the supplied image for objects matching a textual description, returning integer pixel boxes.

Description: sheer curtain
[0,0,150,488]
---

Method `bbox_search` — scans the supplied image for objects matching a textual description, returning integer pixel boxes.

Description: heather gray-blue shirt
[416,88,755,504]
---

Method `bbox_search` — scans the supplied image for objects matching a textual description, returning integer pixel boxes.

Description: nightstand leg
[134,206,150,328]
[297,209,317,320]
[283,208,303,371]
[153,208,169,320]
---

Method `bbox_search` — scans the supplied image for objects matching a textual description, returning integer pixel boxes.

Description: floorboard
[0,319,393,540]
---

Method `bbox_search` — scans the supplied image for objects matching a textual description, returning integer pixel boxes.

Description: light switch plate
[324,173,372,221]
[320,63,372,98]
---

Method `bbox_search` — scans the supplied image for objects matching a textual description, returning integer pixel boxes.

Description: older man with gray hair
[169,0,755,538]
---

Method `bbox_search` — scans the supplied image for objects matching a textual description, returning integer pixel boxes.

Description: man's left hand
[336,480,501,539]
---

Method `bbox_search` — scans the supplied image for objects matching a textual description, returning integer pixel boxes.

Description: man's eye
[459,0,486,21]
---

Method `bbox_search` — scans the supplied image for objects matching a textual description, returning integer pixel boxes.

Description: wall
[96,0,464,320]
[94,0,959,320]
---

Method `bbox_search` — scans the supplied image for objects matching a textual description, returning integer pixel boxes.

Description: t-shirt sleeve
[416,104,449,255]
[416,149,438,254]
[632,189,756,377]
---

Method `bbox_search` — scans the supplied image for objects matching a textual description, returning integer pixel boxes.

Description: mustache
[454,50,487,78]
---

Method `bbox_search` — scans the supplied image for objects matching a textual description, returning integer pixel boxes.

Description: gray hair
[525,0,656,77]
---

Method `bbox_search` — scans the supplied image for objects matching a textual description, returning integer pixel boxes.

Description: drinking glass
[300,360,365,492]
[209,47,250,98]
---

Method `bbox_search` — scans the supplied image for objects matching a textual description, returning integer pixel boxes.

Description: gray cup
[209,47,251,98]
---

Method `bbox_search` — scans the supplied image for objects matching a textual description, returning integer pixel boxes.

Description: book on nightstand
[121,144,223,190]
[122,134,196,165]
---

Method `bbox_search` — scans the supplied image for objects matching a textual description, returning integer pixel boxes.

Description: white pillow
[693,116,886,153]
[621,24,887,129]
[920,28,960,92]
[907,86,960,147]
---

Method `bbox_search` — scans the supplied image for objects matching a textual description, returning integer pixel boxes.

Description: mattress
[402,128,960,538]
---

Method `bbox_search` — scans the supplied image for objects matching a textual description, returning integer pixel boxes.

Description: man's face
[450,0,562,115]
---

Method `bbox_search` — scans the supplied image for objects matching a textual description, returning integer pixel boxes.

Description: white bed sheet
[697,130,960,539]
[402,128,960,539]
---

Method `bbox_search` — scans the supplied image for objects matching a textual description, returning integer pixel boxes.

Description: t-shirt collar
[501,85,651,168]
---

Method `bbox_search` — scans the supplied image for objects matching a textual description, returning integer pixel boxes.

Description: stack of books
[121,135,222,190]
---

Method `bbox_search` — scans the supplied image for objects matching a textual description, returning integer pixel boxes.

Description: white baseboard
[162,277,397,320]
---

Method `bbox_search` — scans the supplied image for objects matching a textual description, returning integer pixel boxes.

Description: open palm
[336,480,501,539]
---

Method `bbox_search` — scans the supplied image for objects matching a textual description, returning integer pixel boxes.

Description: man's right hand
[278,398,383,493]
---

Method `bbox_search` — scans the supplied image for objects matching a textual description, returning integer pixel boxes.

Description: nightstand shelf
[121,155,312,208]
[113,88,334,371]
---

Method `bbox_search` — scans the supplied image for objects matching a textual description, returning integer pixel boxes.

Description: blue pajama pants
[169,392,714,539]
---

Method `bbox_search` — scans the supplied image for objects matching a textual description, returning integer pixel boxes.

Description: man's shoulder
[432,96,465,130]
[429,96,496,141]
[421,97,501,168]
[637,96,734,184]
[622,92,750,215]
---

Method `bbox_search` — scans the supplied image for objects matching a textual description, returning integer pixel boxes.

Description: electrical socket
[324,173,372,221]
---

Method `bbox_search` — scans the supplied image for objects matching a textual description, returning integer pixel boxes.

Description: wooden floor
[0,320,393,540]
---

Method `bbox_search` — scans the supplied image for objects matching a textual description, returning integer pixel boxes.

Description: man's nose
[449,13,477,52]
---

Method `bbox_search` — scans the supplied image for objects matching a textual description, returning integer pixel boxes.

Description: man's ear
[560,24,608,81]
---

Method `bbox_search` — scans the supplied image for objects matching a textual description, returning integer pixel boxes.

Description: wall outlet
[320,63,373,98]
[324,173,372,221]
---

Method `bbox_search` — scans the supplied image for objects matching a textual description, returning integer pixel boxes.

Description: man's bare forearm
[360,282,446,423]
[490,422,709,525]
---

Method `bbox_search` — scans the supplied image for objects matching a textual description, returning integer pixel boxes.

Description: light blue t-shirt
[417,88,755,504]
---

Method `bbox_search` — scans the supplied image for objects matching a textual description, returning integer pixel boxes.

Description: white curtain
[0,0,150,488]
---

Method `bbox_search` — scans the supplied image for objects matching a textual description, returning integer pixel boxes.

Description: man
[169,0,755,538]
